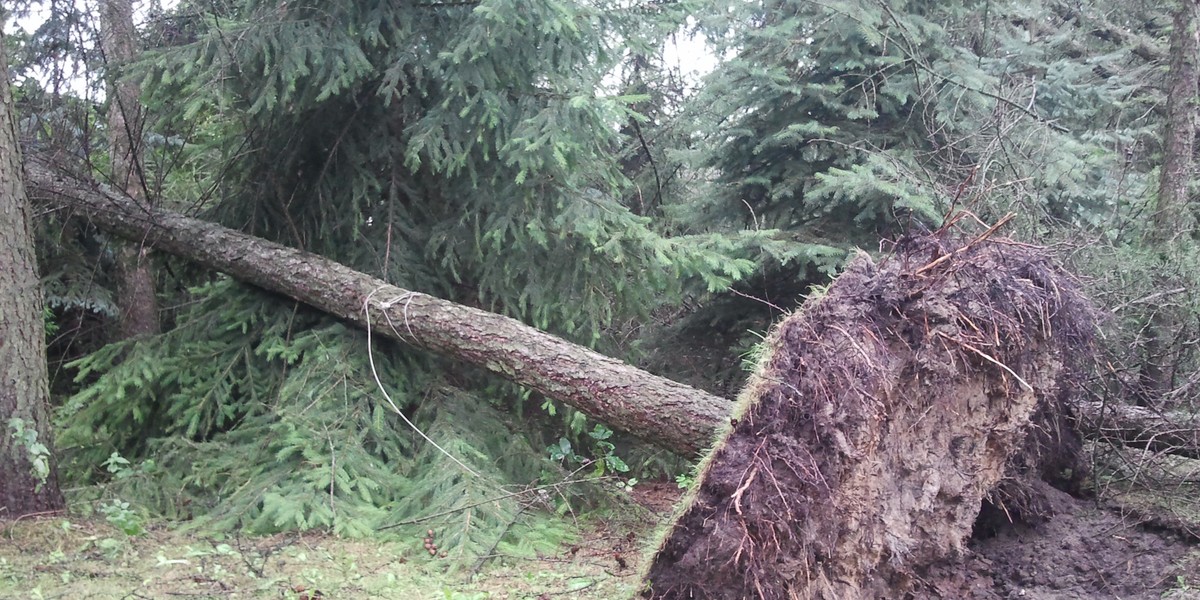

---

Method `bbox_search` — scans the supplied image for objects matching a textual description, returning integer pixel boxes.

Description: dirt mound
[641,232,1096,599]
[926,483,1196,599]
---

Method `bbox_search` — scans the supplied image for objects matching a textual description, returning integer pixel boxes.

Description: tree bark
[1142,0,1200,396]
[1153,0,1200,241]
[101,0,159,338]
[0,26,66,519]
[26,160,730,456]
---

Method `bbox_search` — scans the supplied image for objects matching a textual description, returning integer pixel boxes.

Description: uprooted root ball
[642,233,1094,600]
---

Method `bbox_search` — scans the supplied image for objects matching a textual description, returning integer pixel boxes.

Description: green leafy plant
[674,472,695,490]
[548,425,630,478]
[99,499,144,536]
[586,425,630,476]
[7,418,51,490]
[103,451,156,481]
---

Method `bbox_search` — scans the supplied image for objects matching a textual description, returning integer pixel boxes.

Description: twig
[938,333,1034,392]
[470,504,529,578]
[542,579,599,596]
[916,213,1015,275]
[729,289,786,313]
[376,475,609,530]
[1112,288,1188,313]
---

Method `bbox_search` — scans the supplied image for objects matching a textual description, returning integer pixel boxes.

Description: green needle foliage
[686,0,1155,241]
[635,0,1167,394]
[54,0,756,551]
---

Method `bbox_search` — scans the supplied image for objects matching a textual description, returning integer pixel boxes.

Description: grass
[0,503,664,600]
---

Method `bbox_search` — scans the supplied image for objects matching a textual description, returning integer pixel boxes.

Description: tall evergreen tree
[643,0,1166,391]
[0,16,65,519]
[687,0,1147,242]
[1140,0,1200,395]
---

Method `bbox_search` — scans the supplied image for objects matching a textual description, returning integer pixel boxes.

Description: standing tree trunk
[0,23,66,519]
[101,0,159,338]
[1143,0,1200,397]
[1153,1,1200,239]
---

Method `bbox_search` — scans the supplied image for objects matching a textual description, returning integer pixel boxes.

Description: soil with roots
[641,231,1103,599]
[637,479,1199,599]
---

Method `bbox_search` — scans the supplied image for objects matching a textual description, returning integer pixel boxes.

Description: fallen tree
[30,158,1200,595]
[26,159,1200,464]
[641,236,1096,599]
[24,158,728,456]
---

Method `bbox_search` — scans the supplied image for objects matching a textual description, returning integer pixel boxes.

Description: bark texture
[0,30,65,519]
[101,0,159,338]
[26,161,729,456]
[1153,0,1200,241]
[1142,0,1200,395]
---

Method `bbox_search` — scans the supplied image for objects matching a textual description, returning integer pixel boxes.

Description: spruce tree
[101,0,160,338]
[643,0,1166,391]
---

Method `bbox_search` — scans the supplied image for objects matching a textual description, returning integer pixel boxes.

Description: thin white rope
[363,287,482,479]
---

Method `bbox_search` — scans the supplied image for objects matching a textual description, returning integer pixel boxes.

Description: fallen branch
[1073,400,1200,460]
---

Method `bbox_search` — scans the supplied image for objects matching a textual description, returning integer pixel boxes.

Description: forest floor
[0,482,678,600]
[1,479,1199,600]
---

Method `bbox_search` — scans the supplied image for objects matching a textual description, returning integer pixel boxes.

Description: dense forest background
[3,0,1200,567]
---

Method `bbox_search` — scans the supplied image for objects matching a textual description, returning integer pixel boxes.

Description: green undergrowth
[54,280,629,556]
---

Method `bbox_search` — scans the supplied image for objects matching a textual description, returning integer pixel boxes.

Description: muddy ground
[639,478,1200,600]
[930,482,1199,599]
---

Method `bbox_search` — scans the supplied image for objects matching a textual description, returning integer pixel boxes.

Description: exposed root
[642,229,1095,599]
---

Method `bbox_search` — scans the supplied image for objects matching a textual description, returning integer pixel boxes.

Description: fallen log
[642,236,1096,599]
[24,159,728,456]
[1074,399,1200,459]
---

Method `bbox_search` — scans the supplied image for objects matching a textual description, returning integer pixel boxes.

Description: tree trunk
[1142,0,1200,396]
[26,160,730,456]
[1153,0,1200,240]
[101,0,159,338]
[0,26,66,519]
